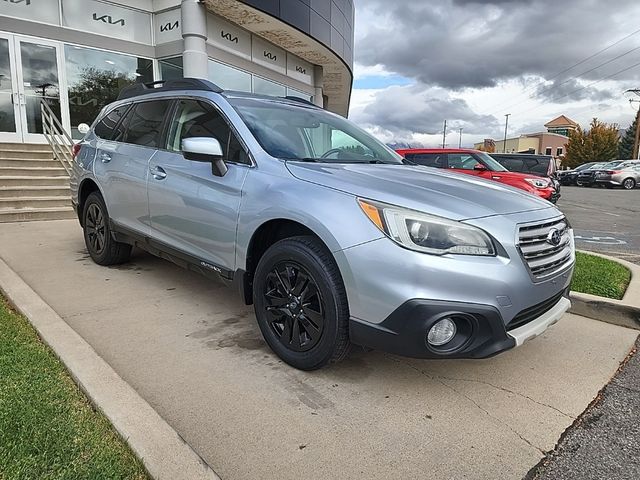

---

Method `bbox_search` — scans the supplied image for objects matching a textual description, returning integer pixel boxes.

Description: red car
[396,148,559,203]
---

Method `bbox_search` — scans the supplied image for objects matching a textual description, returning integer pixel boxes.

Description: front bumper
[349,291,570,359]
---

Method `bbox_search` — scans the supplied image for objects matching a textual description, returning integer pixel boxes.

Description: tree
[563,118,619,168]
[618,115,638,160]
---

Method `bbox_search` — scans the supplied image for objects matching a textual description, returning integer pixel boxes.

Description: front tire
[82,192,132,266]
[253,236,351,370]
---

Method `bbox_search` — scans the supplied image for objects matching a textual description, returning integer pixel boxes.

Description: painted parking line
[574,235,628,245]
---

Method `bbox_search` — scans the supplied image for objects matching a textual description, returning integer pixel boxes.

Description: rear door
[404,152,446,169]
[93,99,172,235]
[147,98,251,274]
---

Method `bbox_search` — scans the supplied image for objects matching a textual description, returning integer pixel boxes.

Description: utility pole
[503,114,511,153]
[458,127,463,148]
[629,89,640,159]
[442,120,447,149]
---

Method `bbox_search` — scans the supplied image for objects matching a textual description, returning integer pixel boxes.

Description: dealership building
[0,0,354,143]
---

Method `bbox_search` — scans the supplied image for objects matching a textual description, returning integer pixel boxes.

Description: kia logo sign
[295,66,306,74]
[160,20,179,32]
[221,31,238,44]
[92,13,125,27]
[264,51,277,61]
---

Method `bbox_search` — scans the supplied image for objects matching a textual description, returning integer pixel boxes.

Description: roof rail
[284,95,317,107]
[117,78,224,100]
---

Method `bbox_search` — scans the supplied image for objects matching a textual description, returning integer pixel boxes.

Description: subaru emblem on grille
[547,228,561,246]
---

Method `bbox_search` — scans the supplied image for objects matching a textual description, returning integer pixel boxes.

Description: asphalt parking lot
[557,186,640,263]
[0,219,637,480]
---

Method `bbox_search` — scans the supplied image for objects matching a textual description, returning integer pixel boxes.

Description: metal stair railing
[40,99,73,175]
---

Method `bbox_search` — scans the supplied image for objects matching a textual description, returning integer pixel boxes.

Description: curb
[569,250,640,331]
[0,256,220,480]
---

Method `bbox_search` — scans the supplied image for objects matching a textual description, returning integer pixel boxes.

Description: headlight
[524,178,551,189]
[358,199,495,256]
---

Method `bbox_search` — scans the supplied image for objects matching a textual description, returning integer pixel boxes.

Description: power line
[485,26,640,116]
[516,59,640,118]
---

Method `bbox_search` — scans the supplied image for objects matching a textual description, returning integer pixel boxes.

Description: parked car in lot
[595,164,640,189]
[396,148,560,203]
[578,160,640,187]
[558,162,600,186]
[71,79,574,370]
[489,152,560,196]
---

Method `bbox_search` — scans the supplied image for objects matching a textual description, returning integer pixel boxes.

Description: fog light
[427,318,457,346]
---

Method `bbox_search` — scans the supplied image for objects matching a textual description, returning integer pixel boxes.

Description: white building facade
[0,0,354,142]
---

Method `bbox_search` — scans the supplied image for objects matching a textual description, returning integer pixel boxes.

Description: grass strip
[571,252,631,300]
[0,297,149,480]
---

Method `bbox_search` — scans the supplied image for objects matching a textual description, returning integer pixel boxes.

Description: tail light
[604,170,621,174]
[71,143,81,160]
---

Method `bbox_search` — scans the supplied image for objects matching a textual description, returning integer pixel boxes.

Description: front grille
[507,291,565,331]
[518,217,573,280]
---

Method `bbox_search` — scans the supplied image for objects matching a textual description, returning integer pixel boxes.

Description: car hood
[286,162,553,221]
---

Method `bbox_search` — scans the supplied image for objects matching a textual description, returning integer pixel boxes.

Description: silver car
[70,79,574,370]
[595,162,640,189]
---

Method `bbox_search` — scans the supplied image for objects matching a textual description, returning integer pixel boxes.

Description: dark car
[558,162,599,186]
[489,153,560,199]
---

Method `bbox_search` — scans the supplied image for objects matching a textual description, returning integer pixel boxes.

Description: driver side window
[166,99,249,165]
[448,154,478,170]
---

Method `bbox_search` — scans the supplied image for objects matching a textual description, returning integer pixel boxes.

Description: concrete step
[0,150,54,160]
[0,206,76,223]
[0,166,68,177]
[0,186,70,198]
[0,196,71,209]
[0,143,54,153]
[0,159,62,168]
[0,176,70,187]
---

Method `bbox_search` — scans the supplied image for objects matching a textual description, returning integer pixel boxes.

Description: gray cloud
[534,78,616,103]
[356,0,640,90]
[352,84,500,137]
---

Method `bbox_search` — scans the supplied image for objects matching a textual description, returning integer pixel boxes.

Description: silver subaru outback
[70,78,574,370]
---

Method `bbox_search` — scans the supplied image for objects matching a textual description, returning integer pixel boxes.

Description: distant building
[475,115,577,158]
[544,115,579,137]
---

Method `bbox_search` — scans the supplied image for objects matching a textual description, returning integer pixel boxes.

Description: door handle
[150,165,167,180]
[99,152,112,163]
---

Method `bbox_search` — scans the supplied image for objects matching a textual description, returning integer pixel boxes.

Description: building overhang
[203,0,352,116]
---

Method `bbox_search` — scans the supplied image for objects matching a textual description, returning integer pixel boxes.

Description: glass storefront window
[253,76,286,97]
[286,87,313,103]
[65,45,153,138]
[0,38,16,134]
[208,60,251,92]
[159,56,183,81]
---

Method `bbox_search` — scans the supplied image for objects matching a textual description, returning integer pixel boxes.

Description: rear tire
[253,236,351,370]
[82,192,132,266]
[623,178,636,190]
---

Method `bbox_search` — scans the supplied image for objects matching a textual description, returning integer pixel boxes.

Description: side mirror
[182,137,228,177]
[474,163,488,171]
[77,123,90,135]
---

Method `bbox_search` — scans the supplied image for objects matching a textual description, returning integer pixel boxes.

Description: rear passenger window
[123,100,172,148]
[94,105,128,140]
[498,157,525,173]
[406,153,445,168]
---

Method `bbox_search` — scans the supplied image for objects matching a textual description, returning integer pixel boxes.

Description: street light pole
[503,114,511,153]
[442,120,447,149]
[458,127,463,148]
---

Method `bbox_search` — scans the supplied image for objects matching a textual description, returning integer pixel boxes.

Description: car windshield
[603,161,623,169]
[474,152,508,172]
[575,163,594,171]
[230,98,404,164]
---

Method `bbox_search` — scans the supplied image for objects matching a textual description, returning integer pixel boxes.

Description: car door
[147,98,251,275]
[93,99,172,235]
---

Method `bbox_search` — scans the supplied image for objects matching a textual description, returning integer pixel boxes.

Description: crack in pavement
[385,354,547,456]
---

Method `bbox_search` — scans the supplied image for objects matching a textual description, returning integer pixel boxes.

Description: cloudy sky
[348,0,640,147]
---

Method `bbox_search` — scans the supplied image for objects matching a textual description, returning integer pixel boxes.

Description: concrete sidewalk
[0,219,638,480]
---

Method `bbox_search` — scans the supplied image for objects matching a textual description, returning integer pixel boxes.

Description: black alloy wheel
[264,261,325,352]
[85,203,106,255]
[82,192,131,266]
